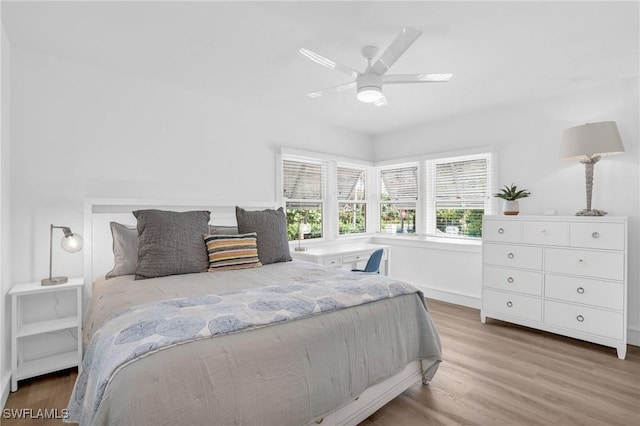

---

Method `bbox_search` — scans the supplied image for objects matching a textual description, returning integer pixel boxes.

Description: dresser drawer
[544,248,624,281]
[484,243,542,270]
[545,274,624,310]
[324,257,342,267]
[570,222,625,251]
[483,289,541,321]
[483,266,542,296]
[483,220,522,243]
[523,221,569,246]
[544,300,624,340]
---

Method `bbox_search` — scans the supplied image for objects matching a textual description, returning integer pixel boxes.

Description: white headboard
[83,198,278,295]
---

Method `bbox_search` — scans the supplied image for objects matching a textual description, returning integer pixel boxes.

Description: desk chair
[351,248,384,274]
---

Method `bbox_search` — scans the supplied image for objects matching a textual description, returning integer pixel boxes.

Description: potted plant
[494,184,531,215]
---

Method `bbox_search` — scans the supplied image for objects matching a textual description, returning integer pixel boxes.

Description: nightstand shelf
[17,316,79,338]
[15,351,79,381]
[9,278,84,391]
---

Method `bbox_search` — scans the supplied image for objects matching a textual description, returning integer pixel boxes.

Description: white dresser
[481,215,627,359]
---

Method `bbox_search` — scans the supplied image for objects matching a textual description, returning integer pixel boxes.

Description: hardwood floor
[4,300,639,425]
[362,300,640,426]
[3,368,77,426]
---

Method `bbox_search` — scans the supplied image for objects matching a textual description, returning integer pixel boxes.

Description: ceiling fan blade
[384,73,453,84]
[374,96,388,107]
[299,48,360,78]
[369,27,423,75]
[306,81,357,98]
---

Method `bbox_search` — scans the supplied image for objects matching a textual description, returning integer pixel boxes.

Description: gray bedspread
[74,261,442,426]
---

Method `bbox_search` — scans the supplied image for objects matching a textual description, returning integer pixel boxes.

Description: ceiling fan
[300,27,452,106]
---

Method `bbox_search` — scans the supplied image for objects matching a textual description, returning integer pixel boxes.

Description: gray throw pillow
[235,206,291,265]
[133,209,211,280]
[208,225,239,235]
[105,222,138,279]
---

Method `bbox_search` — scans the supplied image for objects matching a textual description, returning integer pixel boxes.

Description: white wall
[373,78,640,344]
[1,19,11,407]
[9,47,372,286]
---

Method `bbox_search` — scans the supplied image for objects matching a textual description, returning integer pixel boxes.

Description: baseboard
[1,370,10,409]
[628,326,640,347]
[416,285,481,310]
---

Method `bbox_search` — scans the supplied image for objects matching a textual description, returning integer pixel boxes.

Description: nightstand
[9,278,84,391]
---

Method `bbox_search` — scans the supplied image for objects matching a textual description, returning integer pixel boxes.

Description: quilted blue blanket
[66,273,423,425]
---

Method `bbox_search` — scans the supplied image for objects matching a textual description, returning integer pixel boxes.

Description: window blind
[282,159,325,201]
[337,166,366,201]
[380,165,418,206]
[435,158,487,209]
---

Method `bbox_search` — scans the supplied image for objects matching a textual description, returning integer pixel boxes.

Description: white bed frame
[83,198,426,426]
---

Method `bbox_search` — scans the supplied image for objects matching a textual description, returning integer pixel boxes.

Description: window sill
[371,233,482,254]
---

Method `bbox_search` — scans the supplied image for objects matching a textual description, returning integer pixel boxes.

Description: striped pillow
[205,233,262,272]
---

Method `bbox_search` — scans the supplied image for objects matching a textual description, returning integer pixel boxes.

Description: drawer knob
[540,229,547,236]
[576,315,584,322]
[592,232,600,239]
[577,259,585,266]
[506,301,513,308]
[498,228,505,234]
[507,253,514,259]
[507,277,514,284]
[576,287,585,294]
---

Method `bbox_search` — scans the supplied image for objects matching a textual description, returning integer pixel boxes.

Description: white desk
[290,242,391,276]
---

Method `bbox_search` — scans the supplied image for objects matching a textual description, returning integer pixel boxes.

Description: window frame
[377,162,420,235]
[277,147,495,245]
[277,148,375,244]
[336,163,369,236]
[280,153,329,242]
[375,148,494,241]
[425,152,493,239]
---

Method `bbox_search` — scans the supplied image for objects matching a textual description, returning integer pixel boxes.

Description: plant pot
[503,200,520,215]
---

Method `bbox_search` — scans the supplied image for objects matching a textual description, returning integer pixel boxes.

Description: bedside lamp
[41,224,83,286]
[560,121,625,216]
[295,221,312,252]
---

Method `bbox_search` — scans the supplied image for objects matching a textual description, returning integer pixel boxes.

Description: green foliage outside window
[339,203,366,234]
[380,203,416,233]
[436,209,483,237]
[286,206,322,241]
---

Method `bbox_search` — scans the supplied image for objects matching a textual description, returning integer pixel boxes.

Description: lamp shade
[61,233,83,253]
[560,121,625,160]
[299,223,312,234]
[42,224,83,286]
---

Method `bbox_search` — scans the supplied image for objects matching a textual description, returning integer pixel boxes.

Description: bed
[67,199,442,426]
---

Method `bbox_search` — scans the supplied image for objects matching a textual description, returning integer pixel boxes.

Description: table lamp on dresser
[560,121,625,216]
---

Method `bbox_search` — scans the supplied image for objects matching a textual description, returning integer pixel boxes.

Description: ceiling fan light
[357,87,383,103]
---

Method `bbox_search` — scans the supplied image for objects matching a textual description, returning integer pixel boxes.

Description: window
[278,147,492,244]
[282,158,326,241]
[337,166,367,235]
[426,153,492,239]
[379,165,418,234]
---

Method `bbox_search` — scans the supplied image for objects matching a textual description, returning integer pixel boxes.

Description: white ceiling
[2,1,638,136]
